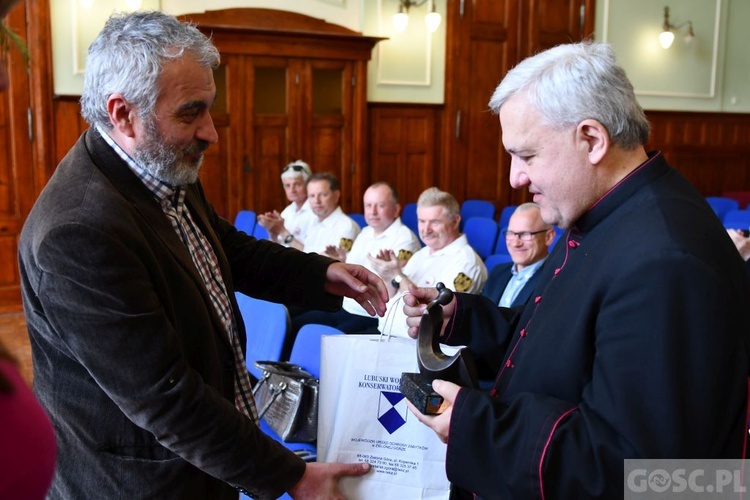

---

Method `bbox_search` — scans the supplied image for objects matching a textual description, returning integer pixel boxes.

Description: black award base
[399,372,446,415]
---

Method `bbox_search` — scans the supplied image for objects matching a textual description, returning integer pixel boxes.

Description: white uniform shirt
[378,234,487,337]
[342,218,421,317]
[303,206,361,255]
[279,200,313,245]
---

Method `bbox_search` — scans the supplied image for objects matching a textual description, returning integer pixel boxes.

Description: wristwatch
[283,234,294,244]
[391,273,404,290]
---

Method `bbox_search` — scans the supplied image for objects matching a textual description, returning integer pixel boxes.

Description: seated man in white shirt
[370,187,487,337]
[482,203,554,307]
[289,182,421,334]
[301,173,361,256]
[257,159,314,248]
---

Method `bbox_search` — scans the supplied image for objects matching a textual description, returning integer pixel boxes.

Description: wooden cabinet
[179,9,382,218]
[0,0,55,313]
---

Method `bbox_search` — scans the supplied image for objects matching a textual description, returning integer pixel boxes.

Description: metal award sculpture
[399,282,478,414]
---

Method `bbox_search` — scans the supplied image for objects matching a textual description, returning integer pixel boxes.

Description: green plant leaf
[0,21,29,69]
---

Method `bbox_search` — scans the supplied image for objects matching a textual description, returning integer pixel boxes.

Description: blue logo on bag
[378,391,408,434]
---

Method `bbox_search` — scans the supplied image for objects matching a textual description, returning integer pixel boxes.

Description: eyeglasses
[503,229,549,241]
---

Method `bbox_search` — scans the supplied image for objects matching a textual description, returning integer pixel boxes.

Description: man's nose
[196,113,219,144]
[509,159,530,189]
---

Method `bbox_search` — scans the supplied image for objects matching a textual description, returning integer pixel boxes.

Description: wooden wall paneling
[52,98,87,167]
[645,111,750,196]
[368,104,438,204]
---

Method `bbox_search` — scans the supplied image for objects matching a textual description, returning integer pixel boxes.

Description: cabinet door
[521,0,596,56]
[243,57,359,214]
[306,59,357,210]
[201,59,238,220]
[441,0,516,207]
[0,2,35,312]
[244,56,297,216]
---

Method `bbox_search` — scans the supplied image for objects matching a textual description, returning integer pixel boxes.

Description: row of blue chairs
[400,200,514,237]
[236,200,509,238]
[235,293,345,490]
[234,206,561,269]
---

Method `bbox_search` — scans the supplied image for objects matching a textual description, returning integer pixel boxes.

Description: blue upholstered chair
[463,217,499,260]
[484,253,513,273]
[234,210,256,235]
[401,202,418,236]
[235,293,290,381]
[349,213,367,228]
[497,205,517,230]
[723,209,750,230]
[460,199,496,223]
[289,323,345,378]
[252,223,270,241]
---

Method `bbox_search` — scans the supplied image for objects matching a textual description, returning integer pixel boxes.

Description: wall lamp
[658,6,694,49]
[392,0,442,34]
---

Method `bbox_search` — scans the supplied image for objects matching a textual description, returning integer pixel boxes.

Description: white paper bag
[377,292,412,339]
[318,334,450,499]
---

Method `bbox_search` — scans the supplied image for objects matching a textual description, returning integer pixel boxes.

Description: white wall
[50,0,446,104]
[50,0,748,112]
[596,0,749,112]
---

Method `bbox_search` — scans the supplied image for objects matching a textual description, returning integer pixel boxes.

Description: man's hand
[366,249,401,280]
[727,229,750,260]
[324,263,389,317]
[402,284,454,339]
[257,211,285,238]
[404,379,460,443]
[324,245,347,262]
[288,461,371,500]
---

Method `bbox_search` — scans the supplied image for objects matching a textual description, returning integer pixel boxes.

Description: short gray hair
[80,11,220,129]
[488,41,650,149]
[514,202,552,229]
[417,187,460,220]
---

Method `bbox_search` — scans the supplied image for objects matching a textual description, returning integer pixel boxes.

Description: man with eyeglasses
[482,203,553,307]
[258,159,314,249]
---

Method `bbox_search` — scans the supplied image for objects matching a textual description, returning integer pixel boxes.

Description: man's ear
[578,119,609,164]
[107,94,137,138]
